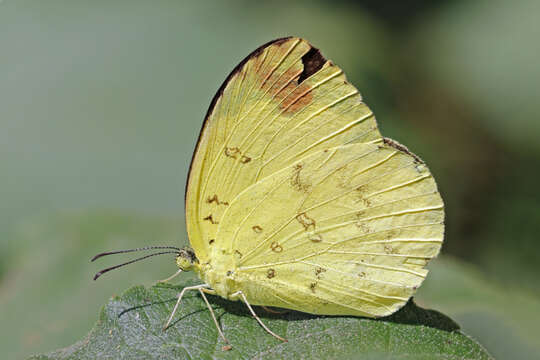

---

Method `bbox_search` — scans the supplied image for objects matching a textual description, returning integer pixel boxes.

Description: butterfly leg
[157,269,183,283]
[230,291,288,342]
[163,283,210,331]
[199,288,229,344]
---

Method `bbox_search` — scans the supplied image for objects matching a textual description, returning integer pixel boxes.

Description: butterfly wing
[217,142,444,317]
[186,37,381,262]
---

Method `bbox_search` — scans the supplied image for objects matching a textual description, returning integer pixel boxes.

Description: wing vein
[197,39,303,217]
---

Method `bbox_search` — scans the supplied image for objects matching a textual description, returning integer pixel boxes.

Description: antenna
[91,246,181,280]
[91,246,181,262]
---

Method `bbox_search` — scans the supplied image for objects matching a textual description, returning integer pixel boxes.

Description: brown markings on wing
[270,241,283,253]
[290,164,311,192]
[356,221,371,234]
[279,81,314,114]
[296,212,316,231]
[252,225,263,233]
[278,47,327,114]
[267,269,276,279]
[258,42,328,115]
[206,194,229,206]
[355,184,373,207]
[224,147,252,164]
[259,39,296,91]
[361,197,373,207]
[224,147,241,159]
[355,210,366,219]
[240,155,252,163]
[266,66,302,99]
[315,267,326,279]
[203,214,219,224]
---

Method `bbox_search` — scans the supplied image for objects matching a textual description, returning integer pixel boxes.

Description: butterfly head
[175,246,199,271]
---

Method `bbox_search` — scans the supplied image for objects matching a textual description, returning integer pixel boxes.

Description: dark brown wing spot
[234,250,243,258]
[314,267,326,279]
[206,194,229,206]
[270,241,283,253]
[276,46,327,114]
[309,282,317,293]
[208,239,215,245]
[298,47,326,84]
[203,214,219,224]
[267,269,276,279]
[296,212,316,231]
[252,225,263,233]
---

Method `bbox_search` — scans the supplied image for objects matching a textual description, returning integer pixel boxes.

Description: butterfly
[93,36,444,347]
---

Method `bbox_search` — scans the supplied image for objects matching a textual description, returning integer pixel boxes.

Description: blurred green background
[1,0,539,359]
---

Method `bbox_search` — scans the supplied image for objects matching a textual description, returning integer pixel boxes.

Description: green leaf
[30,279,491,360]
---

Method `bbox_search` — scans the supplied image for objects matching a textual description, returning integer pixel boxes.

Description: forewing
[217,142,444,317]
[186,37,381,262]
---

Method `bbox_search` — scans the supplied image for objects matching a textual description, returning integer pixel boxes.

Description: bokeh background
[1,0,539,359]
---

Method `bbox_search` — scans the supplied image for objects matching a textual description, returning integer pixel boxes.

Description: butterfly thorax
[197,248,241,300]
[175,245,241,299]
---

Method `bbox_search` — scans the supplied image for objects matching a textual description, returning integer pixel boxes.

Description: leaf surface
[31,279,491,360]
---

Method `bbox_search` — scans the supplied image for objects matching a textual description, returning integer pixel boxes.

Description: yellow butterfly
[93,36,444,346]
